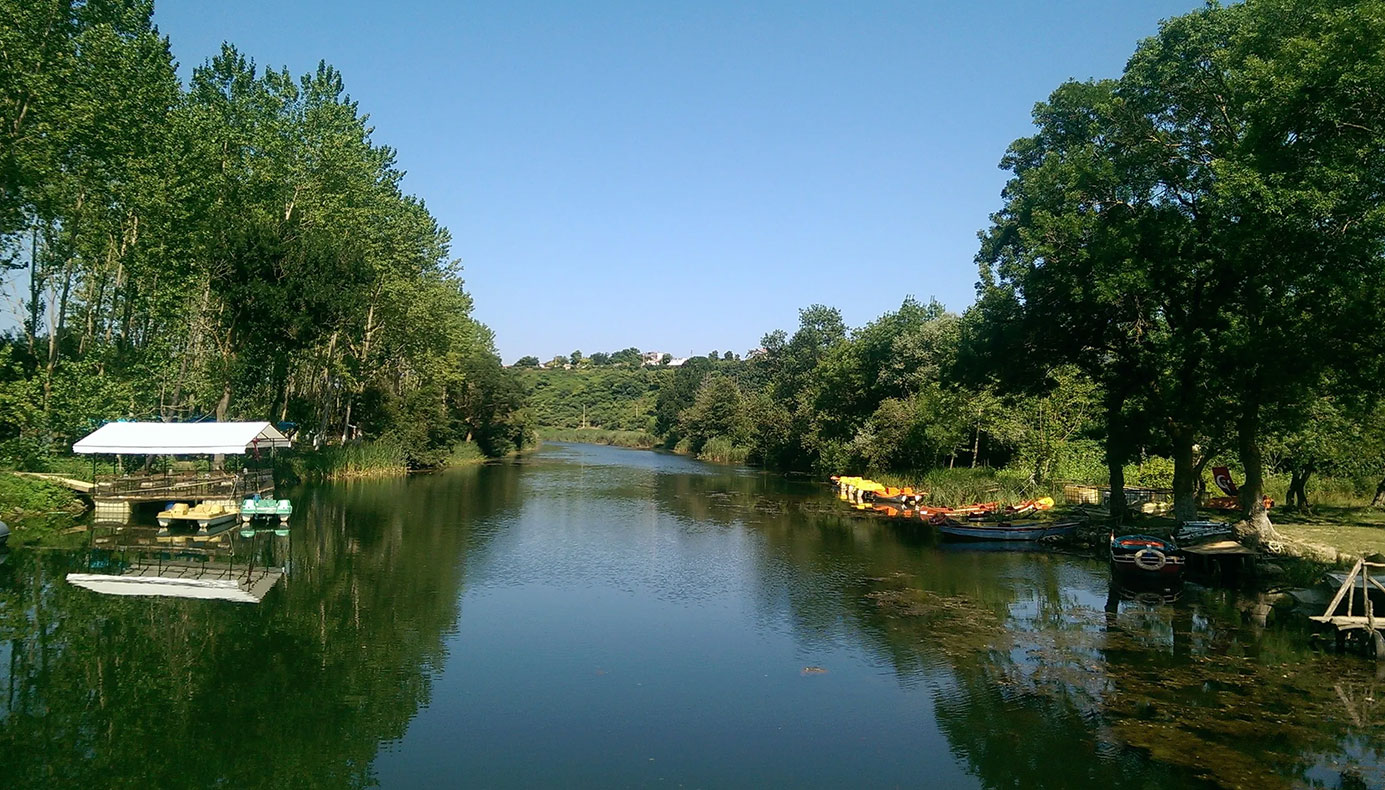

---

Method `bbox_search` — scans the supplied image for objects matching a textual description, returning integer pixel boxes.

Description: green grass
[1257,504,1385,560]
[281,439,496,481]
[538,426,659,449]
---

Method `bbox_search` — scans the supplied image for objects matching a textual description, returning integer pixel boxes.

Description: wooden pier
[1310,558,1385,659]
[10,471,94,493]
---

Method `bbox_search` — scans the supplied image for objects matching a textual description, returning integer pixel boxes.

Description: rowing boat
[936,518,1081,541]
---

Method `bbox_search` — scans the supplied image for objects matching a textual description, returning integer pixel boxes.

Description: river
[0,442,1380,788]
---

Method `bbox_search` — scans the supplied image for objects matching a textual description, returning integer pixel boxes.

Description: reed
[278,439,409,481]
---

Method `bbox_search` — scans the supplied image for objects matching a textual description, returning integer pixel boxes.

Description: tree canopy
[0,2,530,468]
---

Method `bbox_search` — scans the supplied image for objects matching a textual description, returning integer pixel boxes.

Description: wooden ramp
[10,471,93,493]
[1310,558,1385,659]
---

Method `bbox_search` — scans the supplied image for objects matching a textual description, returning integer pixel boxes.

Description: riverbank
[278,439,502,482]
[537,426,659,449]
[0,473,89,544]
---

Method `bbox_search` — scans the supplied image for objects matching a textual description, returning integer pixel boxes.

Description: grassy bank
[538,426,659,449]
[0,473,88,543]
[866,468,1063,506]
[278,439,495,482]
[1265,506,1385,561]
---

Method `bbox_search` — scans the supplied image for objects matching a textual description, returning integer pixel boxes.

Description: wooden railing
[92,469,275,501]
[1316,559,1385,626]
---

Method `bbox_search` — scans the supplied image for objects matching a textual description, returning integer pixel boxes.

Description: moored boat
[241,496,293,523]
[157,502,238,529]
[936,518,1081,542]
[1174,519,1233,546]
[1110,534,1185,580]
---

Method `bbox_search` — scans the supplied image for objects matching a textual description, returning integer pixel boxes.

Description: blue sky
[153,0,1201,363]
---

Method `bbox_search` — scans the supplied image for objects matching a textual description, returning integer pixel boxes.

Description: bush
[1125,456,1175,489]
[697,436,751,465]
[0,474,85,532]
[870,467,1057,506]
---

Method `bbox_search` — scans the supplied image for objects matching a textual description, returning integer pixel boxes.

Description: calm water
[0,442,1381,789]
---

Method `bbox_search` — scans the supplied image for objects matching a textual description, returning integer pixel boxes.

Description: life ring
[1133,548,1168,571]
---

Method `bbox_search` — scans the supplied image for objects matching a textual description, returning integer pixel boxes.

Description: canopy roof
[73,421,291,455]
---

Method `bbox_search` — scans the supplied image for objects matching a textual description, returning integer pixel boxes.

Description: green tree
[1117,0,1385,536]
[679,374,750,453]
[610,347,642,367]
[976,78,1177,524]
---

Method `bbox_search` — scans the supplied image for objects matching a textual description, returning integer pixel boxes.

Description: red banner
[1211,466,1238,497]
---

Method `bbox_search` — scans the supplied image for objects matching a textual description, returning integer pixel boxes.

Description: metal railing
[92,469,275,500]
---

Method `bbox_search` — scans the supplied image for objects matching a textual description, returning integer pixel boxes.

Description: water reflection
[0,462,517,789]
[65,523,289,603]
[0,444,1379,789]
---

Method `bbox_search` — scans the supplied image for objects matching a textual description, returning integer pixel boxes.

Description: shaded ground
[1251,506,1384,560]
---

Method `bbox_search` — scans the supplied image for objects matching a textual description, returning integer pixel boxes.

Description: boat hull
[937,520,1079,541]
[1110,535,1186,579]
[157,511,238,530]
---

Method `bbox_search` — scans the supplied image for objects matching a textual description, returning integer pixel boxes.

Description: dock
[1310,558,1385,659]
[10,471,94,493]
[1182,539,1257,582]
[70,421,290,523]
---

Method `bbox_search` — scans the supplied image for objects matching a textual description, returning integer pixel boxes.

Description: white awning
[72,421,291,455]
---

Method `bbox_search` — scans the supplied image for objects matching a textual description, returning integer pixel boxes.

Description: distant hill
[515,367,670,432]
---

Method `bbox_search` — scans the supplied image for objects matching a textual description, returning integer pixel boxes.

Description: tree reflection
[758,523,1385,789]
[0,463,518,789]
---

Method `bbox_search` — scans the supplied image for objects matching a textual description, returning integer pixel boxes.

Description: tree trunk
[26,223,41,355]
[1192,446,1215,503]
[280,379,293,422]
[1286,465,1312,508]
[1105,404,1130,526]
[1371,476,1385,507]
[215,379,231,421]
[970,425,980,468]
[1236,401,1277,541]
[1170,424,1197,523]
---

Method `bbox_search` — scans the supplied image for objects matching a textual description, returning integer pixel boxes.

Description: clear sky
[152,0,1202,363]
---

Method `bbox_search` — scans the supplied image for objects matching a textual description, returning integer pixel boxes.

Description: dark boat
[936,518,1081,542]
[1174,519,1234,546]
[1110,534,1186,580]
